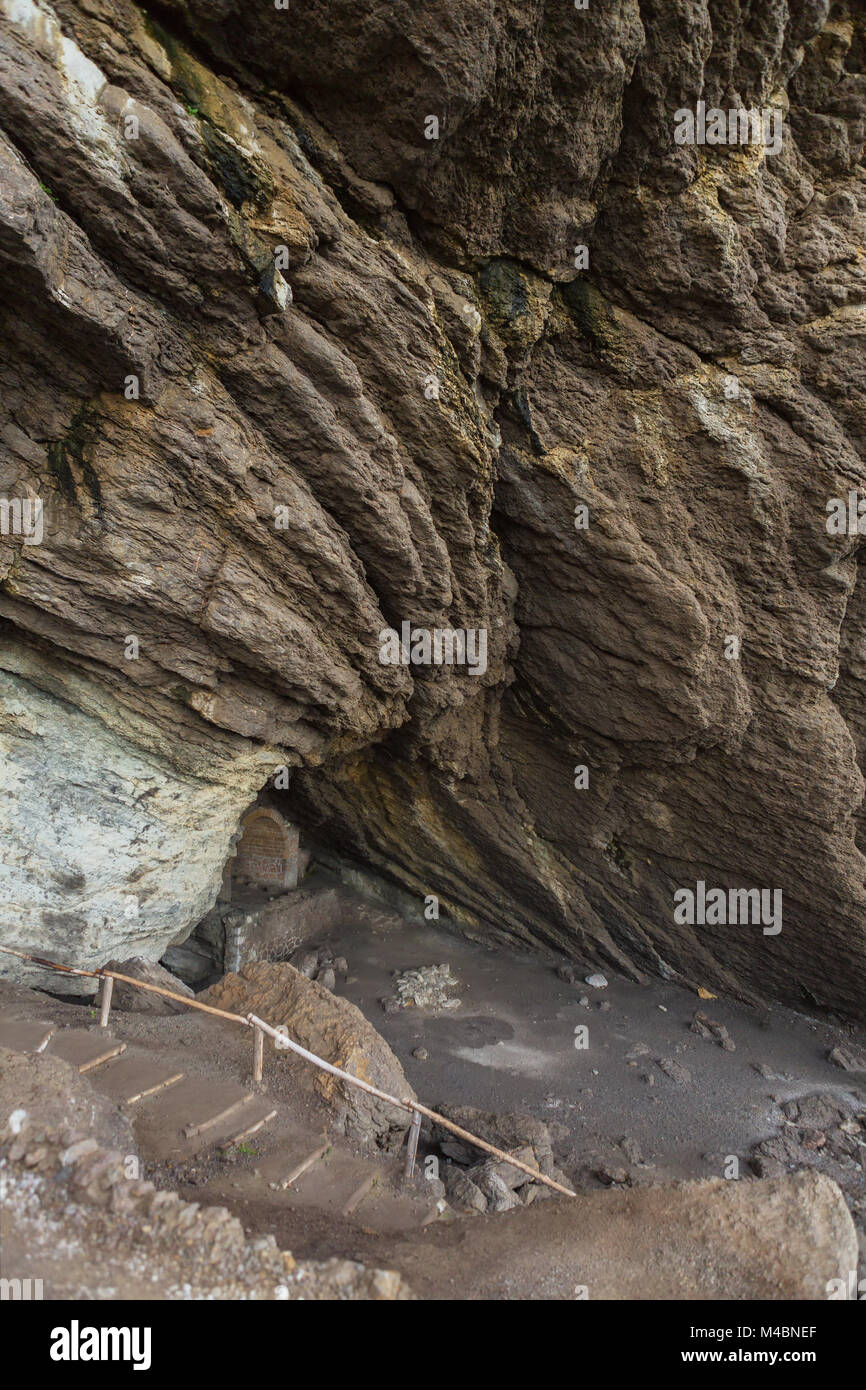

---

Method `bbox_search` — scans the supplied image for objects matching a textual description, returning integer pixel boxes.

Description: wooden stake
[342,1173,375,1215]
[125,1072,183,1105]
[98,975,114,1029]
[404,1108,422,1182]
[79,1041,126,1073]
[253,1023,264,1084]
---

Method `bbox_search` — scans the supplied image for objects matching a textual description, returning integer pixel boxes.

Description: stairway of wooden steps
[92,1054,184,1107]
[0,1006,443,1233]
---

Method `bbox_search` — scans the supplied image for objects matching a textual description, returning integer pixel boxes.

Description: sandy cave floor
[324,914,866,1184]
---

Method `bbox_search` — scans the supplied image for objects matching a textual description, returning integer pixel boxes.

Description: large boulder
[101,957,194,1015]
[404,1171,860,1301]
[203,962,415,1148]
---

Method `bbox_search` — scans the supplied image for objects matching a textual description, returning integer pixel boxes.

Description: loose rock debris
[690,1011,736,1052]
[381,964,460,1014]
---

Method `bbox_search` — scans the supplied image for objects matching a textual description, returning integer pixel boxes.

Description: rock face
[101,956,193,1013]
[1,1,865,1018]
[203,962,415,1147]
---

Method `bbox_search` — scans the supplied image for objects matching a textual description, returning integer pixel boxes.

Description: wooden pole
[253,1022,264,1083]
[404,1108,422,1182]
[98,975,114,1029]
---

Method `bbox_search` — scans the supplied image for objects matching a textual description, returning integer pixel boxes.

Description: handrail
[0,944,576,1199]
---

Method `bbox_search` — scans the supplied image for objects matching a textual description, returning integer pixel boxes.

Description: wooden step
[360,1186,445,1234]
[280,1150,382,1214]
[219,1102,278,1151]
[184,1094,254,1139]
[0,1017,54,1054]
[131,1076,256,1159]
[88,1054,184,1106]
[256,1138,330,1189]
[342,1172,376,1216]
[47,1029,126,1073]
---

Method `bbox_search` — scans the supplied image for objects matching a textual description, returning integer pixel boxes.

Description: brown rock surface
[0,1045,134,1152]
[101,956,194,1013]
[203,961,415,1146]
[0,0,864,1020]
[392,1169,860,1300]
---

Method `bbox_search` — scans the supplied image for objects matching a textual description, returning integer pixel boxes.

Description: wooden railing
[0,945,576,1198]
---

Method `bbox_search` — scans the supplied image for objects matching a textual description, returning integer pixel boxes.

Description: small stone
[473,1166,522,1212]
[801,1130,826,1151]
[691,1011,735,1051]
[621,1136,644,1165]
[585,973,608,989]
[317,967,336,992]
[657,1057,692,1085]
[828,1044,866,1073]
[412,1047,429,1061]
[257,264,292,314]
[443,1169,487,1214]
[556,963,576,984]
[751,1153,786,1178]
[61,1138,100,1166]
[597,1165,628,1186]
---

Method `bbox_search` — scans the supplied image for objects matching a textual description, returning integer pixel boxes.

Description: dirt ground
[2,907,865,1298]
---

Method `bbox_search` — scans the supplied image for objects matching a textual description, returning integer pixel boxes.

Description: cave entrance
[230,806,300,894]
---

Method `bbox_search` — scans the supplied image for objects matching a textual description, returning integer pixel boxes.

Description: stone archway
[232,807,299,892]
